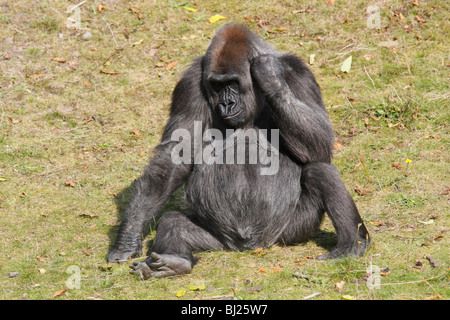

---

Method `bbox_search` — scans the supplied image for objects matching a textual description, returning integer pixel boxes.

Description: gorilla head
[202,24,274,127]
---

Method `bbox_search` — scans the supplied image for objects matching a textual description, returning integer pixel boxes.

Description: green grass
[0,0,448,300]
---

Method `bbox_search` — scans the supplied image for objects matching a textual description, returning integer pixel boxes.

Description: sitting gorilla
[107,23,370,279]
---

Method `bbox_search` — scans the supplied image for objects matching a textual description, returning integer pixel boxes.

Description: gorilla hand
[250,54,287,97]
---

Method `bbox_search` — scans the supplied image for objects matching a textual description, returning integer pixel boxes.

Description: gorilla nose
[219,101,236,116]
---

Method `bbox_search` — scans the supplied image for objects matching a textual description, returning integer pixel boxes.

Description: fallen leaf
[26,74,45,79]
[341,295,353,300]
[340,55,352,73]
[98,4,106,12]
[380,267,390,276]
[392,162,403,170]
[166,61,178,71]
[129,7,144,20]
[209,14,226,23]
[100,69,119,75]
[333,141,344,150]
[363,54,374,60]
[355,189,372,196]
[51,57,67,63]
[412,0,420,6]
[351,162,361,172]
[255,267,267,274]
[309,53,315,65]
[65,180,76,187]
[132,39,144,47]
[424,135,441,139]
[392,11,403,21]
[267,28,288,34]
[53,289,67,298]
[38,268,46,274]
[186,284,206,291]
[388,122,402,128]
[292,9,310,14]
[2,52,11,60]
[176,289,187,297]
[97,264,112,272]
[423,294,443,300]
[415,15,426,23]
[78,213,98,218]
[131,129,141,136]
[326,0,335,4]
[182,6,198,12]
[83,81,92,86]
[37,256,48,262]
[272,264,284,272]
[253,247,263,254]
[335,280,345,293]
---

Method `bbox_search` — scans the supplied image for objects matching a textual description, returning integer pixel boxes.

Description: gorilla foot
[129,252,192,280]
[317,239,370,260]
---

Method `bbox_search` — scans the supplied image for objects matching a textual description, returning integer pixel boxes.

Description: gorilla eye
[208,73,240,92]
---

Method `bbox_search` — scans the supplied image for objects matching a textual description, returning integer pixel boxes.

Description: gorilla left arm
[251,54,334,164]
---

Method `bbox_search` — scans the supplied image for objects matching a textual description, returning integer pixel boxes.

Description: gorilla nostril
[226,101,236,110]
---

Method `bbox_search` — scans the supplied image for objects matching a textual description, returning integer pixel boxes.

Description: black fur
[107,24,370,279]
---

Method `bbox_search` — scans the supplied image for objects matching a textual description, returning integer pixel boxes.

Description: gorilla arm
[251,54,335,164]
[107,59,210,262]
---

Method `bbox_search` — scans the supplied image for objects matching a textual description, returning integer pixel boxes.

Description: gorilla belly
[186,156,302,250]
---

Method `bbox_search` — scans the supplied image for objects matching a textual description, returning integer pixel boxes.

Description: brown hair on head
[211,24,251,74]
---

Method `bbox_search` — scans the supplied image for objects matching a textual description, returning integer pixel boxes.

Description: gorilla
[106,23,370,279]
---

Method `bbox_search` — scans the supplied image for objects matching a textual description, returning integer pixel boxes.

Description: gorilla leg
[277,192,325,246]
[279,163,370,259]
[130,211,224,279]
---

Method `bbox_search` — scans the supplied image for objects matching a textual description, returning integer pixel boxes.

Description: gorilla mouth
[223,109,243,120]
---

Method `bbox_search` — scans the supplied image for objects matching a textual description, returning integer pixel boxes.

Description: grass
[0,0,448,300]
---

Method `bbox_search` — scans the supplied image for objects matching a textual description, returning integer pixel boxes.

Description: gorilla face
[207,73,246,127]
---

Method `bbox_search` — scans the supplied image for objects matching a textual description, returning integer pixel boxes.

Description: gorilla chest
[185,156,301,249]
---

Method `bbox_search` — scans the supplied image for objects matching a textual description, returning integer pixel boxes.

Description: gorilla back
[107,23,370,280]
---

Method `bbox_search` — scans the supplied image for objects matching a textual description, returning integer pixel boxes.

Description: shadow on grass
[311,230,338,253]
